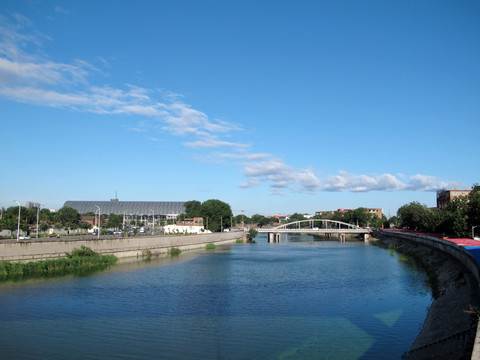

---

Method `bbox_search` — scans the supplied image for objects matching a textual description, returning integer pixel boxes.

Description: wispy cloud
[323,170,454,192]
[238,160,456,194]
[0,13,247,156]
[0,13,459,196]
[239,158,322,194]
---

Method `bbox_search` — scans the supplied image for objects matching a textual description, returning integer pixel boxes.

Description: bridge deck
[257,228,370,234]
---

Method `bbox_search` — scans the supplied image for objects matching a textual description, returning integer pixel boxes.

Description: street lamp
[36,204,44,239]
[14,200,20,242]
[150,210,155,234]
[95,205,101,239]
[473,226,480,240]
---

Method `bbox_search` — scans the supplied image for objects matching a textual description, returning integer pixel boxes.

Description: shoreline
[376,235,479,359]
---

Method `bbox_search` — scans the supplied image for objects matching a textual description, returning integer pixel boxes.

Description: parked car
[19,236,31,240]
[113,230,122,235]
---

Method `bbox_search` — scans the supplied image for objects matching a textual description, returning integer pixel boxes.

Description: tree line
[393,184,480,238]
[3,186,478,238]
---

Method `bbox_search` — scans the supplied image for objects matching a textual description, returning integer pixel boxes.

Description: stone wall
[0,231,244,262]
[378,230,480,286]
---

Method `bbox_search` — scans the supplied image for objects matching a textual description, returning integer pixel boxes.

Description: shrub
[205,243,216,250]
[167,247,182,256]
[0,247,117,281]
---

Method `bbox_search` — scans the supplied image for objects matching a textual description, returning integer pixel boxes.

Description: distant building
[25,201,41,208]
[367,208,383,219]
[275,215,289,222]
[315,208,382,218]
[64,200,186,223]
[315,210,335,216]
[164,217,206,234]
[436,189,471,209]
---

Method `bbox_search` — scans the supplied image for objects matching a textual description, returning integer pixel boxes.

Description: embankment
[376,230,480,360]
[0,231,243,262]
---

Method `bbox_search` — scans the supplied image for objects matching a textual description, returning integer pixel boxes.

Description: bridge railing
[257,219,368,232]
[257,228,369,233]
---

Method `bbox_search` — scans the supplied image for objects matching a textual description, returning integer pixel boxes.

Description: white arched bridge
[256,219,371,242]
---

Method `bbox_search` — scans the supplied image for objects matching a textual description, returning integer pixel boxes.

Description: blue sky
[0,0,479,217]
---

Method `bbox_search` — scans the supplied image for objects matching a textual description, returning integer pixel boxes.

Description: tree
[55,206,81,230]
[184,200,202,218]
[436,197,469,237]
[106,214,123,229]
[200,199,233,232]
[0,216,18,238]
[468,184,480,230]
[397,202,434,232]
[352,208,371,227]
[289,213,306,222]
[250,214,270,227]
[247,228,258,242]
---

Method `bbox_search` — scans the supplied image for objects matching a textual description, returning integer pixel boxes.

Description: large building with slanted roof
[63,199,186,223]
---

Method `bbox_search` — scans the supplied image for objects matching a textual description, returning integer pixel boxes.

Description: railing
[257,219,370,233]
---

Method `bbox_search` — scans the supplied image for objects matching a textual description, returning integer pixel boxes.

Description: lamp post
[95,205,100,239]
[150,210,154,234]
[36,204,44,239]
[473,226,480,240]
[14,200,20,242]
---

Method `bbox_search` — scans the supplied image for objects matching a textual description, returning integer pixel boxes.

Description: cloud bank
[0,13,458,195]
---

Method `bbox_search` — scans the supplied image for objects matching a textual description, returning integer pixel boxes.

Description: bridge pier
[268,233,281,243]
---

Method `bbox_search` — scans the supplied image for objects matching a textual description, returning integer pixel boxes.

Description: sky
[0,0,479,217]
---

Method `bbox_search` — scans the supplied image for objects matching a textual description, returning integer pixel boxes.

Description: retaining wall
[0,231,244,262]
[378,230,480,360]
[378,230,480,286]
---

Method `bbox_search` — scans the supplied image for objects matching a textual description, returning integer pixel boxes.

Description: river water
[0,234,432,359]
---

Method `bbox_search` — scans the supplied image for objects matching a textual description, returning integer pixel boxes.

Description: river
[0,234,432,359]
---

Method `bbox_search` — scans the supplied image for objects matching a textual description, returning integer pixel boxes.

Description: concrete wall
[0,231,244,262]
[377,230,480,286]
[377,230,480,360]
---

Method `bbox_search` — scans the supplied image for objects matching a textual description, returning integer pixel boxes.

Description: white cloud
[0,15,245,150]
[240,158,322,194]
[406,174,452,191]
[0,13,460,197]
[323,170,455,192]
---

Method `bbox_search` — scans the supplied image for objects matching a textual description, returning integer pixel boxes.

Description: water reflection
[0,235,432,359]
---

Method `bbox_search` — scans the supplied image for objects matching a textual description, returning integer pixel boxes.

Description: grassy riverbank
[0,246,117,281]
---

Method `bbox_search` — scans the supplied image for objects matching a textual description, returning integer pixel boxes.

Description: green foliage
[0,246,117,281]
[247,228,258,242]
[289,213,306,222]
[396,185,480,238]
[106,213,123,229]
[251,214,272,227]
[167,247,182,256]
[236,238,244,243]
[141,249,152,260]
[55,206,81,229]
[66,245,96,258]
[205,243,216,250]
[184,200,202,218]
[200,199,233,232]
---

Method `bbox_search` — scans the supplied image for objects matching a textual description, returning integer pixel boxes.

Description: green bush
[167,247,182,256]
[205,243,216,250]
[0,247,117,281]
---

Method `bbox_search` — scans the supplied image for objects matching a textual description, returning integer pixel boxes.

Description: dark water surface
[0,235,432,359]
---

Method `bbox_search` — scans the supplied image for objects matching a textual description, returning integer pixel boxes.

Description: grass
[205,243,216,250]
[0,246,117,281]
